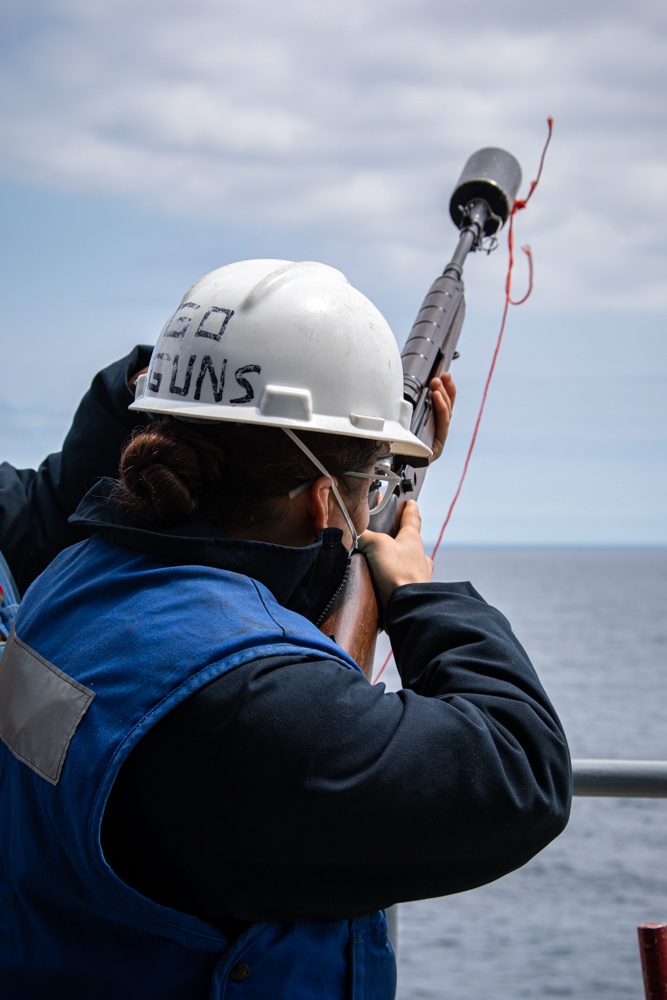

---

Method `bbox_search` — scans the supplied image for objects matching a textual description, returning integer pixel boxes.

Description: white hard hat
[131,259,431,459]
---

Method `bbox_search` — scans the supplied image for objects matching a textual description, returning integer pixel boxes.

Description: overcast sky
[1,0,665,544]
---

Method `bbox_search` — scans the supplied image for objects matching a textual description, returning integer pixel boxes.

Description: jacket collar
[70,479,350,624]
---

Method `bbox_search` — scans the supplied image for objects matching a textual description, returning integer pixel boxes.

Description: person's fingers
[429,373,456,462]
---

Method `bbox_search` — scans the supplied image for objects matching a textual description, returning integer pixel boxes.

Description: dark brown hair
[116,416,382,531]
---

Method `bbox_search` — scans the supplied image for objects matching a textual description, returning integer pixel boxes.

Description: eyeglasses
[344,462,402,516]
[289,462,401,517]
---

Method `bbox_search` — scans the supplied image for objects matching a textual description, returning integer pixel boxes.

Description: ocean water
[374,547,667,1000]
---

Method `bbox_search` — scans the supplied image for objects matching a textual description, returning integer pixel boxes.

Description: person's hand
[429,372,456,463]
[357,500,433,612]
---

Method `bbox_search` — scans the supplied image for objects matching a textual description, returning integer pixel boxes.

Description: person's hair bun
[118,421,224,527]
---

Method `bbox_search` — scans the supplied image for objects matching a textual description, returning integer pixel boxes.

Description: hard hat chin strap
[282,428,359,554]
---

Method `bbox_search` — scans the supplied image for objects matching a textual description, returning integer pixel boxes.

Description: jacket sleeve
[105,580,572,925]
[0,346,151,595]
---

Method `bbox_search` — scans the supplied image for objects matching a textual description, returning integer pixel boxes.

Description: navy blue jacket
[0,466,571,997]
[66,482,573,929]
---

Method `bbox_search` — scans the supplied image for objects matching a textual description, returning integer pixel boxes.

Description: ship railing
[570,762,667,1000]
[572,758,667,798]
[389,759,667,998]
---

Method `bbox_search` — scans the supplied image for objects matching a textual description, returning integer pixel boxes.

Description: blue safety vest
[0,534,396,999]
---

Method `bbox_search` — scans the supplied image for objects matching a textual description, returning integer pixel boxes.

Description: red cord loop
[508,244,533,306]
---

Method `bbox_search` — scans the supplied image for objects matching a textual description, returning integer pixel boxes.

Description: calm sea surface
[374,547,667,1000]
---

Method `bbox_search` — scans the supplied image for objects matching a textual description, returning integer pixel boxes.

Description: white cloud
[1,4,666,309]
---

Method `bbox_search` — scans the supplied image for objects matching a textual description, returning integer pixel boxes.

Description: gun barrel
[401,272,465,407]
[319,144,523,672]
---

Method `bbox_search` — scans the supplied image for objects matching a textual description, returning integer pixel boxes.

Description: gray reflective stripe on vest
[0,630,95,784]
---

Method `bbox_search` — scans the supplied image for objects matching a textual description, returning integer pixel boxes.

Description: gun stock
[320,147,522,679]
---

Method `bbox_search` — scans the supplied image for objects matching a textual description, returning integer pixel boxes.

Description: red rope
[373,118,553,685]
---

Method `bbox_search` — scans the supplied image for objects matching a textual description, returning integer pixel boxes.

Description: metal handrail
[572,759,667,798]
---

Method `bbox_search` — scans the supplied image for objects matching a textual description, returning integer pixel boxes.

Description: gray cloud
[2,1,666,311]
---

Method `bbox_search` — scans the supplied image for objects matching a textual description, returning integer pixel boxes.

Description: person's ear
[307,476,333,533]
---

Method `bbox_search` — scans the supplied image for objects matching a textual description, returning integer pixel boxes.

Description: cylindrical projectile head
[449,148,522,236]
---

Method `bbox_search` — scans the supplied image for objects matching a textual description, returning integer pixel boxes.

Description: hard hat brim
[129,396,432,459]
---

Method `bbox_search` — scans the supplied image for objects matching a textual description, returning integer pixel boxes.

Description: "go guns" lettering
[149,354,262,405]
